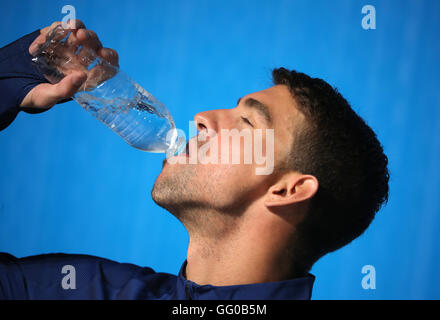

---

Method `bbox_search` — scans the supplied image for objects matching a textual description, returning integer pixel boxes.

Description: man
[0,21,389,300]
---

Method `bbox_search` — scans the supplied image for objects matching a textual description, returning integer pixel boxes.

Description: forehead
[243,84,304,133]
[241,84,305,160]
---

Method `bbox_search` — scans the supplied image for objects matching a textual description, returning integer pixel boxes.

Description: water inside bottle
[30,24,186,156]
[74,69,185,155]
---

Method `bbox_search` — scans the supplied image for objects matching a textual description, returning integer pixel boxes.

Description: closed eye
[241,116,254,127]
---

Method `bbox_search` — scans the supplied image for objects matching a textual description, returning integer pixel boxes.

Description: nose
[194,110,217,134]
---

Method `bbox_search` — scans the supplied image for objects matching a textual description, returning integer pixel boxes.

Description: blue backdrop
[1,0,439,300]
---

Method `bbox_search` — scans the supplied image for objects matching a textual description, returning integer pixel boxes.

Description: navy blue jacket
[0,31,315,300]
[0,253,315,300]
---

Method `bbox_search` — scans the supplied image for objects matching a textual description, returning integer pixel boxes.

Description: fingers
[29,33,47,55]
[63,19,86,31]
[39,21,60,37]
[40,19,86,34]
[37,19,86,46]
[72,32,119,68]
[29,19,120,91]
[29,20,83,55]
[98,47,119,67]
[76,29,102,51]
[31,19,116,64]
[84,63,118,90]
[69,28,107,69]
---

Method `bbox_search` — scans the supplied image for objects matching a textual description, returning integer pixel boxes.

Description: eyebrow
[237,97,272,125]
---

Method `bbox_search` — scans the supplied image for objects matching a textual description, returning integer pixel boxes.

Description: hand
[21,20,119,111]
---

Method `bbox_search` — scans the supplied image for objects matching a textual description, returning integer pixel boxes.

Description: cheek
[204,163,257,198]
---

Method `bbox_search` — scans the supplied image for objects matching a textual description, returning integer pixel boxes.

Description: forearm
[0,30,48,131]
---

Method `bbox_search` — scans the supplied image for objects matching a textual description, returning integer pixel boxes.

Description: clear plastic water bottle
[31,25,185,155]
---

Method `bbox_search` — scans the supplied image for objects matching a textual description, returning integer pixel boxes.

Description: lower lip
[172,152,189,158]
[163,153,189,165]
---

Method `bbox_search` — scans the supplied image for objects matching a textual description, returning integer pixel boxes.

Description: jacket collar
[177,261,315,300]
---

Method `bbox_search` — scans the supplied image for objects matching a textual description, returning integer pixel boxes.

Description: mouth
[163,141,190,166]
[174,141,190,157]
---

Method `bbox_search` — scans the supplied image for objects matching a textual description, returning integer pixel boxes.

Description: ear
[264,173,319,208]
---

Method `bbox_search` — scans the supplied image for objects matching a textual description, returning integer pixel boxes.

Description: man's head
[152,67,389,273]
[271,68,389,272]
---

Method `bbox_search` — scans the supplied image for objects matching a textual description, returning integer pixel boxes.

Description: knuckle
[104,48,118,59]
[87,30,98,39]
[66,19,85,30]
[75,19,85,27]
[87,30,102,48]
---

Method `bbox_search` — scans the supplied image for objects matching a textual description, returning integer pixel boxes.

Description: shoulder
[0,252,160,299]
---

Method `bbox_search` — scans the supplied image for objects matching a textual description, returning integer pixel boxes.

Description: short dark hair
[272,68,389,273]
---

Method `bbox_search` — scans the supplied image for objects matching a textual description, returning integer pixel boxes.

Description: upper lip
[163,141,190,165]
[172,141,190,157]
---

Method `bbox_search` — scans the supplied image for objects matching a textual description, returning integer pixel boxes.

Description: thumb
[47,71,87,103]
[20,71,87,110]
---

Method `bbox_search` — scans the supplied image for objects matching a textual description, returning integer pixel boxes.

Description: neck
[183,204,303,286]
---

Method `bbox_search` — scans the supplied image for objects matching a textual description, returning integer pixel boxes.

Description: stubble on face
[151,84,300,239]
[151,161,243,239]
